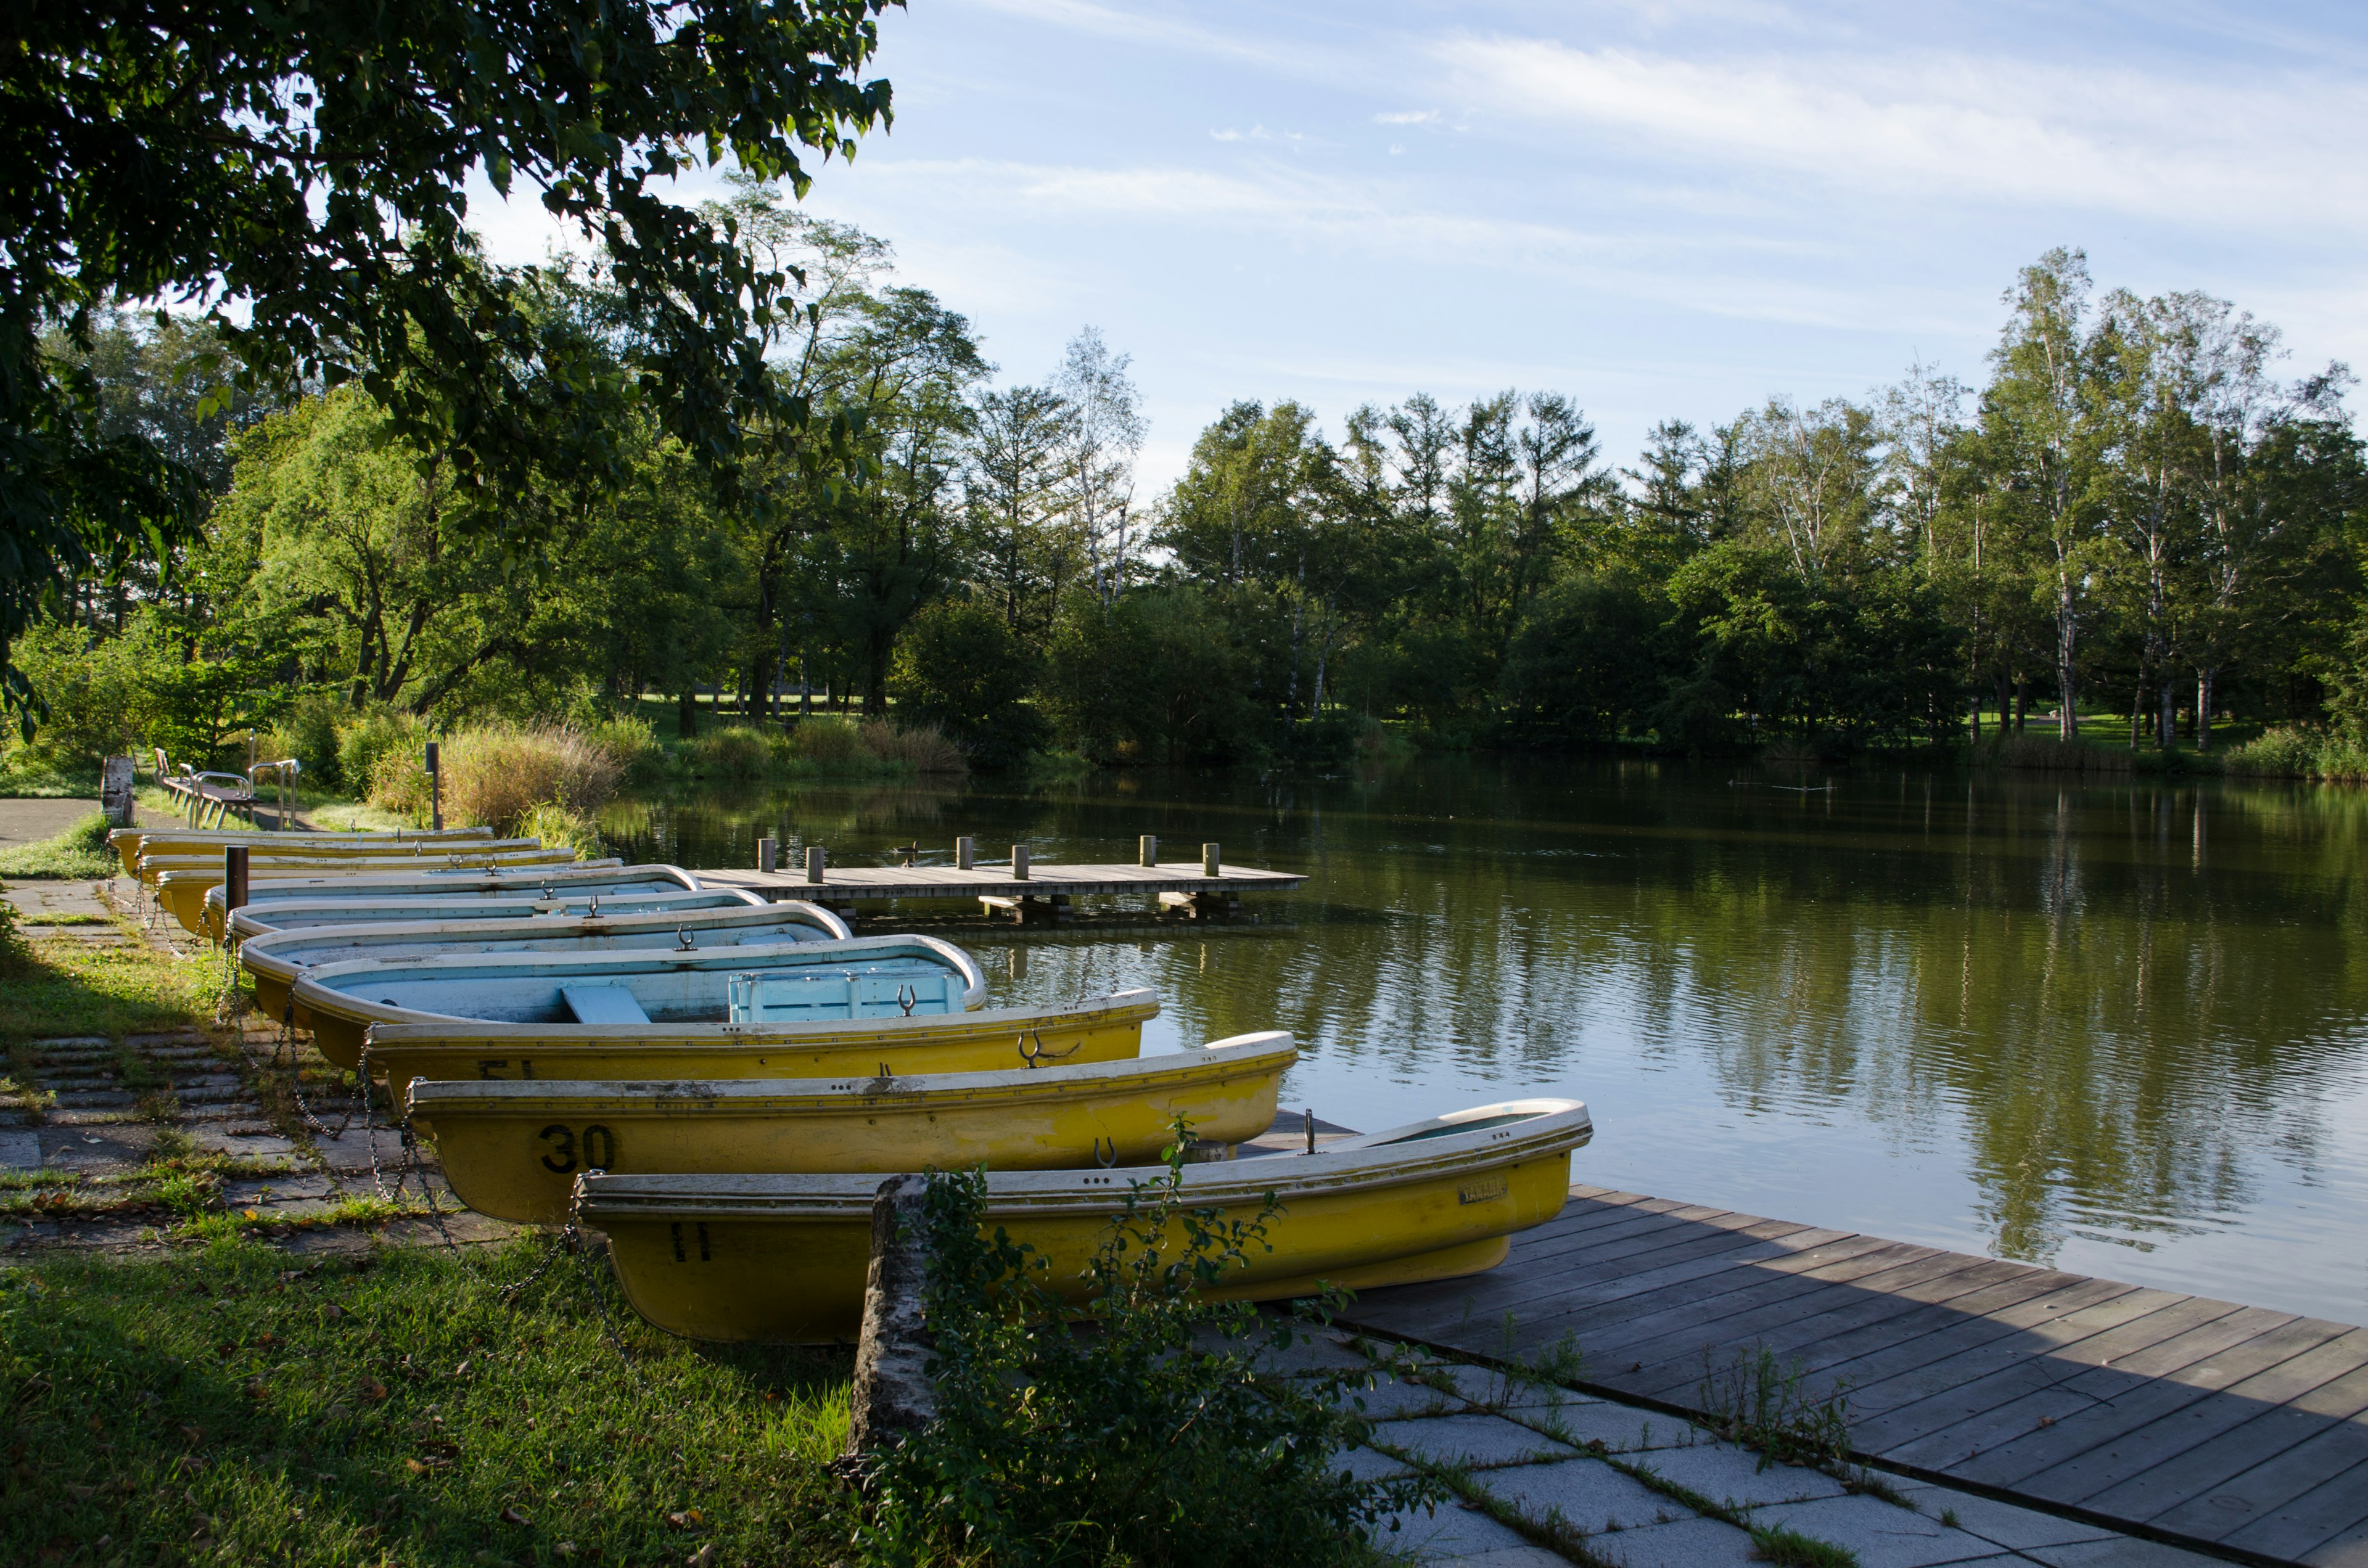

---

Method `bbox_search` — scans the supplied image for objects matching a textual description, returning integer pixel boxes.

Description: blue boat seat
[561,985,651,1024]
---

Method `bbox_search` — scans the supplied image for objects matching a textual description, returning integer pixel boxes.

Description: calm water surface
[595,758,2368,1324]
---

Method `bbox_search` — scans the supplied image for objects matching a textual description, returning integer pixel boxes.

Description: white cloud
[1436,36,2368,232]
[1373,109,1439,124]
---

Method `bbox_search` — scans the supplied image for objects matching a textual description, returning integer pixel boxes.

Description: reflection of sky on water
[599,761,2368,1325]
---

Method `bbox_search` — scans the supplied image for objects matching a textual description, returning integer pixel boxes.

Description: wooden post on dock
[1012,844,1030,880]
[1202,842,1220,876]
[805,845,825,885]
[1140,834,1157,867]
[955,836,974,870]
[758,837,777,874]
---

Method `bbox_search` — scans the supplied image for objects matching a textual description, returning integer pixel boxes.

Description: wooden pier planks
[701,860,1304,903]
[1339,1184,2368,1566]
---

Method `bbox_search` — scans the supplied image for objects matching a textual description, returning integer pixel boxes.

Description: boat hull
[152,850,586,934]
[239,902,843,1027]
[577,1101,1590,1343]
[205,864,699,941]
[113,826,496,877]
[411,1032,1294,1223]
[294,935,990,1068]
[360,991,1159,1096]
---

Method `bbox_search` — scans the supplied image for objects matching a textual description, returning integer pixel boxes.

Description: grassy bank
[0,910,228,1048]
[0,1240,857,1567]
[0,810,115,880]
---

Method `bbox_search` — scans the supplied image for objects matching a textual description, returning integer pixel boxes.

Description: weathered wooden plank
[1496,1231,1885,1355]
[1617,1252,2030,1396]
[2095,1352,2368,1531]
[1949,1311,2341,1492]
[1371,1216,1829,1332]
[1872,1295,2258,1470]
[2223,1448,2368,1564]
[1843,1286,2194,1441]
[2167,1402,2368,1554]
[1595,1244,1978,1381]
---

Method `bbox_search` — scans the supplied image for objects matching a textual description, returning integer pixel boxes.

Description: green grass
[0,810,118,879]
[1750,1522,1862,1568]
[0,912,227,1046]
[0,1239,858,1567]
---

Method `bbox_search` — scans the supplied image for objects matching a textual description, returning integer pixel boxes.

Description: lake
[596,757,2368,1325]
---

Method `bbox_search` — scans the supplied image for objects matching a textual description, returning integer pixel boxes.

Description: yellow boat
[204,863,692,941]
[139,837,554,882]
[409,1032,1297,1223]
[150,850,586,933]
[576,1099,1592,1343]
[358,989,1161,1099]
[110,825,496,877]
[292,934,990,1069]
[238,901,849,1027]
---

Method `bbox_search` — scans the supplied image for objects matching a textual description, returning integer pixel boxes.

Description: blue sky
[474,0,2368,490]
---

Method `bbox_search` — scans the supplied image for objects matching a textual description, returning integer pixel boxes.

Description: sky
[469,0,2368,492]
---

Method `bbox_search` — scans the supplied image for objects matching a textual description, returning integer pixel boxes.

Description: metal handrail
[250,758,301,827]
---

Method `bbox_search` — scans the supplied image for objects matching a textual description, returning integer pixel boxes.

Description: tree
[966,385,1079,637]
[3,0,897,715]
[1054,329,1147,603]
[1983,249,2107,739]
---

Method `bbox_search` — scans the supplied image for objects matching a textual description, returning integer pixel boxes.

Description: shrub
[856,1144,1442,1566]
[889,599,1046,768]
[859,719,966,775]
[584,714,664,782]
[518,802,607,859]
[2221,725,2368,782]
[264,691,349,789]
[684,724,778,779]
[338,709,430,805]
[439,724,625,836]
[787,715,868,770]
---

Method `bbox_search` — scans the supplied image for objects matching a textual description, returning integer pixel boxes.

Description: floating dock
[701,856,1304,923]
[1341,1183,2368,1567]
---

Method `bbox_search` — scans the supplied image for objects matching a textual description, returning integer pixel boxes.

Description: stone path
[3,874,518,1260]
[1275,1331,2227,1568]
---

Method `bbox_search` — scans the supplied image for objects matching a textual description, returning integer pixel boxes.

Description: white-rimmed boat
[204,863,705,941]
[575,1099,1592,1343]
[149,848,585,934]
[112,824,497,876]
[228,885,763,938]
[409,1032,1299,1223]
[240,901,851,1028]
[291,935,989,1068]
[357,989,1162,1099]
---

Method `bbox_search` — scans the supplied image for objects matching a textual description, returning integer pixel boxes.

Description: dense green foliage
[859,1155,1438,1565]
[2,0,897,716]
[13,239,2368,777]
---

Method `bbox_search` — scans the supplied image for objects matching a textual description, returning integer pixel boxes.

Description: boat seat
[561,986,651,1024]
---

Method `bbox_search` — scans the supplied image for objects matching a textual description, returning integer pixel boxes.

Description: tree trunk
[678,687,698,740]
[1970,696,1983,741]
[2130,670,2147,750]
[2197,668,2216,751]
[2158,680,2175,751]
[2015,678,2028,735]
[2055,613,2079,739]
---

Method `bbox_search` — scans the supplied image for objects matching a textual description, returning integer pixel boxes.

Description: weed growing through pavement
[1750,1521,1864,1568]
[1698,1343,1854,1472]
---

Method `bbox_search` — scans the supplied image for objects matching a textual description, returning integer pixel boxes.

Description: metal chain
[501,1171,643,1379]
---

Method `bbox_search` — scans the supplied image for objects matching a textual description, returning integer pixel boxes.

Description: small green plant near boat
[1698,1343,1854,1472]
[1750,1521,1862,1568]
[856,1143,1445,1566]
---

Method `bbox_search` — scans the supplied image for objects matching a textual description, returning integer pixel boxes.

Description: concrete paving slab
[1508,1400,1701,1455]
[1481,1456,1682,1533]
[1350,1374,1476,1422]
[1334,1445,1414,1484]
[1750,1494,2007,1568]
[1373,1499,1540,1562]
[1381,1412,1583,1469]
[1589,1514,1762,1568]
[0,1130,39,1168]
[1625,1442,1848,1507]
[1893,1483,2121,1551]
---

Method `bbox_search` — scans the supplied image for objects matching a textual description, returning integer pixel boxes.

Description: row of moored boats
[120,823,1593,1342]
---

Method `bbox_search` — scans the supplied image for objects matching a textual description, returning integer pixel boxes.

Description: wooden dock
[701,858,1304,919]
[1339,1184,2368,1567]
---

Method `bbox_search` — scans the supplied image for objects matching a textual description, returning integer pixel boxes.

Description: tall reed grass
[364,721,629,834]
[2219,726,2368,782]
[679,716,966,780]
